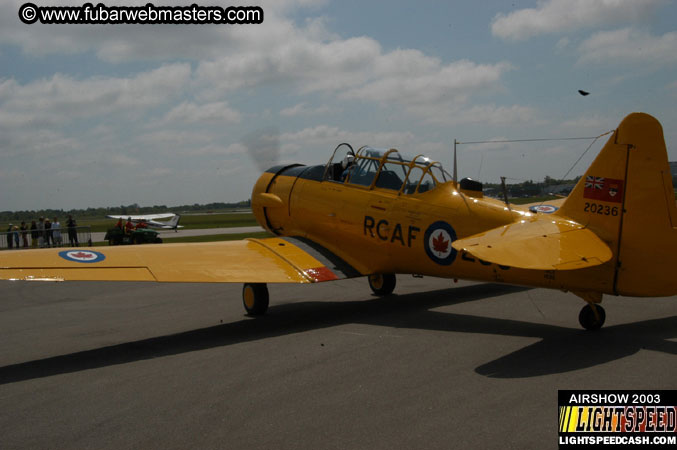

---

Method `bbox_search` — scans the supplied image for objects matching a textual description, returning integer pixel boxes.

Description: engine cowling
[251,164,304,235]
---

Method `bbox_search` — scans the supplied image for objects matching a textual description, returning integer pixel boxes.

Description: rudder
[167,215,181,228]
[557,113,677,296]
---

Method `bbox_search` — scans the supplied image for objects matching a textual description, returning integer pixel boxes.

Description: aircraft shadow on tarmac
[0,282,675,385]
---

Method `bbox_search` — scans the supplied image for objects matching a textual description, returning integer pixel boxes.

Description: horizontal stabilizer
[451,218,612,270]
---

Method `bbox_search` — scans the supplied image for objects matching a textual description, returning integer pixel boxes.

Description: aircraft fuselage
[251,165,617,296]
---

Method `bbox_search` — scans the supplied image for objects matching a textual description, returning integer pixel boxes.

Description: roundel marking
[424,221,458,266]
[58,250,106,264]
[529,204,559,214]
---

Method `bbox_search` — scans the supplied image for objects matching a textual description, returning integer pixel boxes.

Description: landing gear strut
[578,303,606,330]
[368,273,396,296]
[242,283,269,316]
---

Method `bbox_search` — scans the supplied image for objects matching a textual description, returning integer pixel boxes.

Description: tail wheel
[579,304,606,330]
[242,283,269,316]
[368,273,396,296]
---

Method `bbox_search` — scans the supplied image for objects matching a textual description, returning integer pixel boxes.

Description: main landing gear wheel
[578,304,606,331]
[242,283,269,316]
[368,273,396,296]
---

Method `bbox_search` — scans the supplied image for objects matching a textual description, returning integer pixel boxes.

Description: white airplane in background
[106,213,183,231]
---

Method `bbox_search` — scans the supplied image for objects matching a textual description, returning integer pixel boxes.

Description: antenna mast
[453,139,458,187]
[500,176,511,211]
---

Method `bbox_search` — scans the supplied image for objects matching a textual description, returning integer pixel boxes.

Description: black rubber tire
[242,283,269,316]
[155,238,163,243]
[368,273,396,296]
[579,304,606,330]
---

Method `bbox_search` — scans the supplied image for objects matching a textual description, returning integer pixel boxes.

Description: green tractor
[105,227,163,246]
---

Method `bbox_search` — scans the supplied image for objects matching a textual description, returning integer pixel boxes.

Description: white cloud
[162,101,242,124]
[668,81,677,97]
[106,154,140,167]
[222,142,248,156]
[0,63,191,127]
[281,125,416,147]
[0,0,553,210]
[279,125,418,161]
[578,28,677,66]
[556,37,570,50]
[275,125,464,169]
[146,167,174,177]
[3,0,518,124]
[178,142,246,157]
[280,102,330,117]
[410,104,539,127]
[196,31,513,120]
[195,34,383,96]
[136,129,215,149]
[343,57,511,106]
[0,0,331,63]
[559,114,616,132]
[2,128,83,158]
[491,0,665,41]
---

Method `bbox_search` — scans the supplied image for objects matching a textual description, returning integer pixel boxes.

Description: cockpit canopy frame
[324,145,450,195]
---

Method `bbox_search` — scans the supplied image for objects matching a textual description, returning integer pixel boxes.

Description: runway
[0,277,675,449]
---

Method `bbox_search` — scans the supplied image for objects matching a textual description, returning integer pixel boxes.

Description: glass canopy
[340,146,450,194]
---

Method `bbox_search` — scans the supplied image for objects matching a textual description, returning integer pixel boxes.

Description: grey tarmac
[0,277,675,449]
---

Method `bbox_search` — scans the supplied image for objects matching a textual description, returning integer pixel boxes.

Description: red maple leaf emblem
[432,232,449,254]
[71,252,94,259]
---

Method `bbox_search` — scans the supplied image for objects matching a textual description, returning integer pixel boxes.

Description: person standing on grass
[44,218,52,248]
[30,220,38,248]
[20,221,28,248]
[52,217,62,247]
[12,226,20,248]
[37,217,45,248]
[125,217,134,234]
[6,224,14,249]
[66,215,78,247]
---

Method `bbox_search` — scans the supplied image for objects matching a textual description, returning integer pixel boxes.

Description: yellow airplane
[1,112,675,330]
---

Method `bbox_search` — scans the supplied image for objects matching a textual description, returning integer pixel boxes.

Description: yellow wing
[0,237,362,283]
[451,217,612,270]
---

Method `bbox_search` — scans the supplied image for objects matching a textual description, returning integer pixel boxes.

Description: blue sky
[1,0,676,210]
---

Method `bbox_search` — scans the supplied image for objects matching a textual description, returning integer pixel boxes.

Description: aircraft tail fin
[166,215,181,229]
[557,112,677,296]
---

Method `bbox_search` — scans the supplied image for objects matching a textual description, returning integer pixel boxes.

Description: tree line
[483,176,581,198]
[0,200,251,223]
